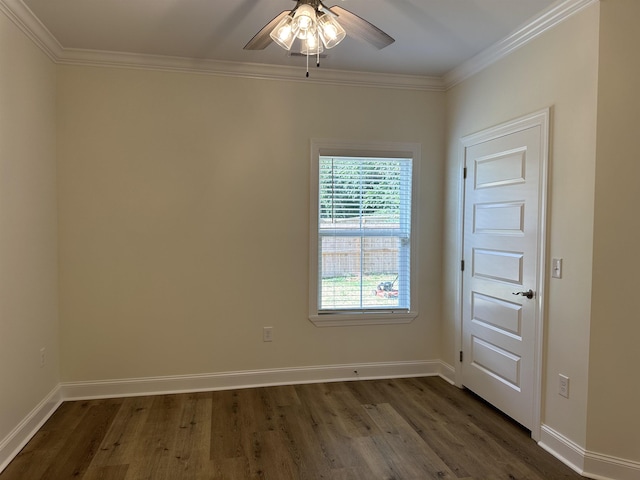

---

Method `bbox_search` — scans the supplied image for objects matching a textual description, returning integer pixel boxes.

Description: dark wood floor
[0,376,587,479]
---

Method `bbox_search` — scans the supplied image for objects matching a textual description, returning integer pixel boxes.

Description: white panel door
[461,111,548,431]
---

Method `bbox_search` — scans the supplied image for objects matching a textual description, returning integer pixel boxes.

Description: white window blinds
[317,156,412,313]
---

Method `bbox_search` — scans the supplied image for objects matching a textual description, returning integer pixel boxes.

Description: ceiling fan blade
[244,10,291,50]
[328,5,395,49]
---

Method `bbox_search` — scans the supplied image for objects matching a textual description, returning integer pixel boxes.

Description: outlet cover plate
[559,374,570,398]
[263,327,273,342]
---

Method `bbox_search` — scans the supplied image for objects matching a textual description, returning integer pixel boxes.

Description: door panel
[470,336,521,388]
[473,249,523,284]
[471,292,522,338]
[462,115,547,431]
[475,148,526,188]
[474,202,525,234]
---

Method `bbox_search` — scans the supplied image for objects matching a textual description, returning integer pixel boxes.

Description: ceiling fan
[244,0,395,74]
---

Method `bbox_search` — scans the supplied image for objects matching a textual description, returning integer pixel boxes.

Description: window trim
[309,139,420,327]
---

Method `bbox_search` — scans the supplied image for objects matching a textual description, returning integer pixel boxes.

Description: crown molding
[1,0,595,91]
[56,48,445,91]
[443,0,599,89]
[0,0,62,60]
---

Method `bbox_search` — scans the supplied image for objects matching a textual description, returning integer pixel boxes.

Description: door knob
[512,289,534,299]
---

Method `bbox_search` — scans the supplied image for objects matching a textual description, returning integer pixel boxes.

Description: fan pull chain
[305,25,322,77]
[317,30,321,68]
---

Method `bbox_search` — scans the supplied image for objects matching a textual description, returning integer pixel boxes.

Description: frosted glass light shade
[301,30,324,55]
[270,14,297,50]
[293,4,316,35]
[318,14,346,49]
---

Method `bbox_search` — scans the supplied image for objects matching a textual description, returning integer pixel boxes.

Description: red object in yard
[372,276,399,298]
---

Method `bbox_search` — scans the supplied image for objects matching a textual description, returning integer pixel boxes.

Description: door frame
[454,108,550,441]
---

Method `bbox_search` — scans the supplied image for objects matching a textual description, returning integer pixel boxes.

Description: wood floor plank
[81,464,129,480]
[237,387,277,434]
[122,393,185,480]
[391,377,523,478]
[0,377,589,480]
[295,382,379,438]
[326,466,378,480]
[307,396,381,477]
[210,389,244,461]
[88,395,154,467]
[162,393,213,480]
[291,382,380,472]
[424,376,581,480]
[210,457,249,480]
[41,400,122,479]
[273,402,333,479]
[395,377,581,479]
[265,384,301,408]
[247,430,299,480]
[0,401,108,479]
[352,435,410,480]
[362,379,478,477]
[362,402,457,479]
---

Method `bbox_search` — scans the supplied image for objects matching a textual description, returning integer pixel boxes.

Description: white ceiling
[18,0,561,79]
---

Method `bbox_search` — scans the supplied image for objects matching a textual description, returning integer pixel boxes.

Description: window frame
[309,139,420,327]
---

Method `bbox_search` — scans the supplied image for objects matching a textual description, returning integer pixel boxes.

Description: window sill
[309,311,418,327]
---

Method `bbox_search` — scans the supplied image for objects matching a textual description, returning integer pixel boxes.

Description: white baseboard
[0,385,63,473]
[6,363,638,480]
[539,424,640,480]
[438,360,456,384]
[60,360,445,400]
[539,424,587,474]
[583,451,640,480]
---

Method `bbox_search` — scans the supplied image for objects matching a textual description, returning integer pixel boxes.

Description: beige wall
[56,66,446,381]
[444,4,600,448]
[587,0,640,462]
[0,13,59,441]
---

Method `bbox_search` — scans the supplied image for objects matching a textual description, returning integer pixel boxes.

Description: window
[309,140,419,326]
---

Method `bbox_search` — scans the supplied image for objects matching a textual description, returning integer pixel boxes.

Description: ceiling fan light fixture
[248,0,394,76]
[246,2,395,57]
[300,29,324,55]
[269,14,298,50]
[317,13,345,49]
[293,4,316,33]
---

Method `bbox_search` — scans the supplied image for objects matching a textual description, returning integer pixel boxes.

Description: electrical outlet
[559,374,570,398]
[263,327,273,342]
[40,348,46,368]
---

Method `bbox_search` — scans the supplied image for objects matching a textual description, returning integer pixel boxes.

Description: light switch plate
[552,258,563,278]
